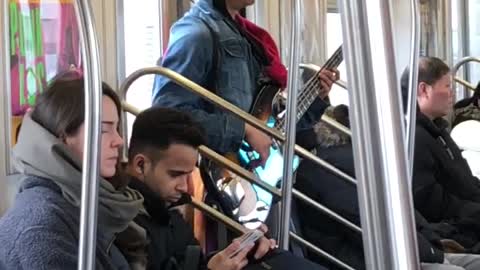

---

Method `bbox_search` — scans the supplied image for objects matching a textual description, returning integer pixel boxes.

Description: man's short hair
[128,107,206,162]
[400,56,451,111]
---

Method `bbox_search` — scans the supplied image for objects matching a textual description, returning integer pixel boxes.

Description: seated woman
[0,74,146,269]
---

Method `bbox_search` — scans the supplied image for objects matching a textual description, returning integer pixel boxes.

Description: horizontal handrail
[124,101,357,268]
[190,197,245,234]
[124,102,360,234]
[321,114,352,136]
[299,63,347,90]
[290,232,356,270]
[292,189,361,234]
[198,146,282,199]
[189,196,356,270]
[118,67,357,186]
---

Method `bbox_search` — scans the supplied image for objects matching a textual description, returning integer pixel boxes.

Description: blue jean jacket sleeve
[152,19,245,154]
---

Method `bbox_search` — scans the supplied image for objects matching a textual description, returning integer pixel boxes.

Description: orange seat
[188,168,207,252]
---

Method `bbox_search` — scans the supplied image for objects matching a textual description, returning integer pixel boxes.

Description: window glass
[326,12,348,106]
[9,0,81,116]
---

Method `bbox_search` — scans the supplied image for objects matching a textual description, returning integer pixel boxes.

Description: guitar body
[238,85,301,225]
[201,46,343,229]
[203,84,300,229]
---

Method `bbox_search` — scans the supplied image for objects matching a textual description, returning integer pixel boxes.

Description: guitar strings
[276,46,343,132]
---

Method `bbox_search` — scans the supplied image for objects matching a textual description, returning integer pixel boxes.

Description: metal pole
[158,0,168,56]
[406,0,421,180]
[339,0,420,269]
[457,0,470,98]
[74,0,103,269]
[278,0,301,250]
[442,0,453,67]
[115,0,126,85]
[1,0,12,175]
[0,0,12,214]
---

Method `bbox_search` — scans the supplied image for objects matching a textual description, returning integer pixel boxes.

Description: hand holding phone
[229,229,264,258]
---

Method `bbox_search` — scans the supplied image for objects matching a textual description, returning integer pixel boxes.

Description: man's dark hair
[31,72,121,138]
[400,56,450,111]
[128,107,206,162]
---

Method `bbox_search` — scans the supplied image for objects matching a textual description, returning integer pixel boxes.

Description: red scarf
[235,15,287,88]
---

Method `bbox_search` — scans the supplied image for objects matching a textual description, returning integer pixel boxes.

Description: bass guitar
[202,46,344,229]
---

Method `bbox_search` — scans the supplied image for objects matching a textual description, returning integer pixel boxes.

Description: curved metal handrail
[455,77,476,91]
[123,102,361,234]
[453,56,480,75]
[453,57,480,95]
[74,0,102,269]
[118,67,357,186]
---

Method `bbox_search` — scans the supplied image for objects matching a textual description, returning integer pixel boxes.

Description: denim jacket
[152,0,328,153]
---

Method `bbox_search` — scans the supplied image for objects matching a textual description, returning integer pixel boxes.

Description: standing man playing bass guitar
[152,0,338,165]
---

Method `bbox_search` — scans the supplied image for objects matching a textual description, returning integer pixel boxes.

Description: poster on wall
[9,0,81,116]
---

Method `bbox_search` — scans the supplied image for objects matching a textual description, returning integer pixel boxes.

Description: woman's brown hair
[31,72,121,138]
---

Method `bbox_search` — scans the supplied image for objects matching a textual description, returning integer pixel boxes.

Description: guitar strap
[197,16,221,94]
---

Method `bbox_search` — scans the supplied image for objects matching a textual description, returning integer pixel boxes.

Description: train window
[120,0,161,139]
[9,0,81,144]
[9,0,81,115]
[119,0,200,140]
[326,12,348,106]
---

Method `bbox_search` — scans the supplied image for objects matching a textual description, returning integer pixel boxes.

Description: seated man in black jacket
[125,106,327,270]
[295,105,480,270]
[400,57,480,245]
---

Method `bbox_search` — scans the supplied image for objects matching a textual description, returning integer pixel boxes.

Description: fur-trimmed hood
[313,105,351,148]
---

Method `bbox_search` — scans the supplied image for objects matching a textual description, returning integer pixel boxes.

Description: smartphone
[229,229,264,258]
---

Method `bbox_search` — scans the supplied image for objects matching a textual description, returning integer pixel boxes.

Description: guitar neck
[277,46,343,132]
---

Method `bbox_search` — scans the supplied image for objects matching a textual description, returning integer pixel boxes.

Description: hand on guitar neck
[244,123,272,168]
[242,69,338,169]
[317,68,340,99]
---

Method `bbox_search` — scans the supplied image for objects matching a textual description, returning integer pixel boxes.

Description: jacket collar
[417,111,449,138]
[128,177,192,224]
[129,177,170,224]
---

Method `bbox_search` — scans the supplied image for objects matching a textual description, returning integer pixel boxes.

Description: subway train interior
[2,0,480,269]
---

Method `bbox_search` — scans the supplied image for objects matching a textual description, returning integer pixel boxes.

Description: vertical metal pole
[406,0,421,180]
[74,0,103,269]
[443,0,453,67]
[115,0,126,84]
[454,0,471,100]
[278,0,301,250]
[1,0,12,175]
[158,0,167,56]
[339,0,421,269]
[0,0,12,215]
